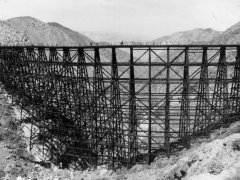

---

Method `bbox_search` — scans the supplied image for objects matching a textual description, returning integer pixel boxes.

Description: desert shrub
[115,175,127,180]
[174,161,189,179]
[160,160,189,180]
[207,160,224,175]
[232,139,240,151]
[0,170,5,179]
[223,167,240,180]
[225,176,240,180]
[229,126,240,134]
[128,164,146,174]
[15,149,35,161]
[8,118,19,131]
[188,152,199,166]
[228,122,240,134]
[216,127,227,136]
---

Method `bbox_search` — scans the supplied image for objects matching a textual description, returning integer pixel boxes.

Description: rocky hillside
[0,16,93,46]
[0,19,31,45]
[48,22,93,45]
[153,28,222,44]
[152,21,240,45]
[65,122,240,180]
[10,120,238,180]
[211,21,240,44]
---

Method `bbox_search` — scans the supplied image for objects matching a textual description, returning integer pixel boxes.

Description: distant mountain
[152,28,222,44]
[211,21,240,44]
[81,31,149,43]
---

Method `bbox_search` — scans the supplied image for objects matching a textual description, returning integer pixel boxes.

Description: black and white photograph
[0,0,240,179]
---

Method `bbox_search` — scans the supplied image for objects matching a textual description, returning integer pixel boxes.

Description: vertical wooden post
[165,47,171,157]
[128,47,137,168]
[179,47,190,148]
[148,47,152,164]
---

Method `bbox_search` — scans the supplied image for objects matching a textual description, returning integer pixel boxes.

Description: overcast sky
[0,0,240,40]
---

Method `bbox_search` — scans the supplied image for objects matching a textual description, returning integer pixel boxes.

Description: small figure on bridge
[120,41,124,45]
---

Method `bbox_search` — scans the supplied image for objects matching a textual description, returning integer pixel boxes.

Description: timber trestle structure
[0,45,240,169]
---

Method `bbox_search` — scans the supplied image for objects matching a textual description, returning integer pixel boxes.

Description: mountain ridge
[81,31,150,43]
[152,28,222,44]
[1,16,240,46]
[0,16,93,46]
[48,22,93,45]
[211,21,240,44]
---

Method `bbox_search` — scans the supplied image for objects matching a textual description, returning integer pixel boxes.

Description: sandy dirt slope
[0,88,35,180]
[70,122,240,180]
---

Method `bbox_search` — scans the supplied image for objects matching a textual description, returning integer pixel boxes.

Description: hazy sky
[0,0,240,40]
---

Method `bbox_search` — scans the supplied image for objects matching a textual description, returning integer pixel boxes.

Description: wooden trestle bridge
[0,45,239,169]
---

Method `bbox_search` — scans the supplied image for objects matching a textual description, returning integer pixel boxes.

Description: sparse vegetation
[232,139,240,151]
[207,159,224,175]
[225,175,240,180]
